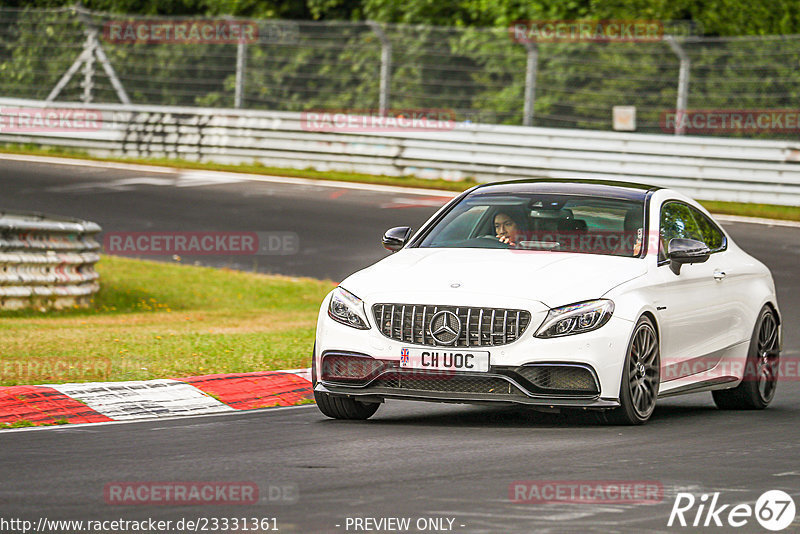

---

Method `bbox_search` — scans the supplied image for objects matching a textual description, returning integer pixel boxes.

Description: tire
[314,392,380,420]
[712,306,779,410]
[605,316,660,425]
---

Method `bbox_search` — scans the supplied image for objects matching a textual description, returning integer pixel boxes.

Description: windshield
[417,193,646,257]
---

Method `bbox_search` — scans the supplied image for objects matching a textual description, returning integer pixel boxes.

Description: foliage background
[0,0,798,136]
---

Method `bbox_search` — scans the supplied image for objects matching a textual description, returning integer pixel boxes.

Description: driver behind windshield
[494,209,529,246]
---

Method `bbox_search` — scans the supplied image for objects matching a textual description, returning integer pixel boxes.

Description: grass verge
[3,143,799,221]
[696,200,800,222]
[0,255,334,386]
[0,419,68,429]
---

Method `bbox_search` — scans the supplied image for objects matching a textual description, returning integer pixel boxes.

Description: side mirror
[382,226,412,252]
[668,238,711,275]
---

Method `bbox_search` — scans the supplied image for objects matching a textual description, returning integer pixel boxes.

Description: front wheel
[712,306,779,410]
[314,392,380,420]
[606,316,660,425]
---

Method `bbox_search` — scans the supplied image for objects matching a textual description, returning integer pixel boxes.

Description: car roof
[470,178,660,201]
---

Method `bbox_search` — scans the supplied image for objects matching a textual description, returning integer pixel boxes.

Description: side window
[659,202,704,261]
[687,206,726,252]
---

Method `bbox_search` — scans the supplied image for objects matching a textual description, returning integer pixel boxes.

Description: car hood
[341,248,647,308]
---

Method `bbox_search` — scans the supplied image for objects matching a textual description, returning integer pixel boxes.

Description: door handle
[713,269,727,281]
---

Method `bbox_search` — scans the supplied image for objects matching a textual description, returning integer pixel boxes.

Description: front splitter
[315,383,620,409]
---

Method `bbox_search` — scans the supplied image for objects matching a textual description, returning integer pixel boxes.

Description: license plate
[399,348,490,372]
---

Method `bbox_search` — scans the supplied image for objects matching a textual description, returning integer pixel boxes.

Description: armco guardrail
[0,211,101,310]
[1,98,800,205]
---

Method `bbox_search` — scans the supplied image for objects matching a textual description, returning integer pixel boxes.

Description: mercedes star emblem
[429,310,461,345]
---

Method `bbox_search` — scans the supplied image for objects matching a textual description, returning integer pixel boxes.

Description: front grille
[373,304,531,347]
[515,365,598,394]
[371,371,524,396]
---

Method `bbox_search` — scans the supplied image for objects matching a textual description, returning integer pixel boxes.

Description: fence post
[665,35,690,135]
[235,40,247,108]
[48,7,130,104]
[368,21,392,115]
[523,42,539,127]
[81,32,96,103]
[47,33,93,103]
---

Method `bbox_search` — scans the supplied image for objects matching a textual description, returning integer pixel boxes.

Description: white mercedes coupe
[312,180,782,424]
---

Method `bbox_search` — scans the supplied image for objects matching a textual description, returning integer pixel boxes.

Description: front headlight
[328,287,370,330]
[534,299,614,338]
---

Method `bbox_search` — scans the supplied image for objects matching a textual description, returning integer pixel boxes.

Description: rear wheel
[314,392,380,420]
[606,316,660,425]
[712,306,779,410]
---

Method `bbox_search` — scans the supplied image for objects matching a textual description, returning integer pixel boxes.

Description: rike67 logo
[668,490,796,531]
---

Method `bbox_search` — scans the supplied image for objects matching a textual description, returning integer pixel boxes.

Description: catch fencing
[1,7,800,138]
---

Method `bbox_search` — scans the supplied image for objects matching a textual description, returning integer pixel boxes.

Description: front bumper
[316,294,635,403]
[316,352,613,408]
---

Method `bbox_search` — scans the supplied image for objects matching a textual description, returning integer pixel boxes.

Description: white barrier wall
[0,211,101,310]
[1,98,799,205]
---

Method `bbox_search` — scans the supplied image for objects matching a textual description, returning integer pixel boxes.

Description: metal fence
[2,7,800,138]
[2,97,799,206]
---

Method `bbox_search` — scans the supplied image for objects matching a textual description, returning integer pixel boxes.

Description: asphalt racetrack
[1,156,799,533]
